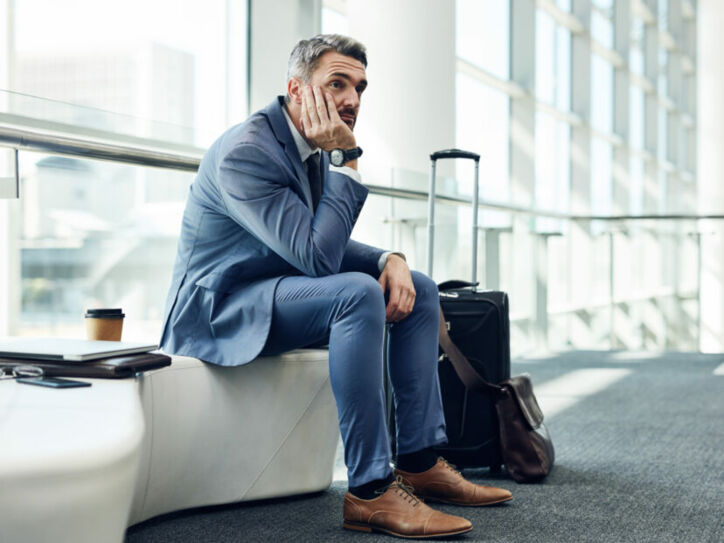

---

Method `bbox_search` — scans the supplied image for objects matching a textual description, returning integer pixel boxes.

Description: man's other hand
[300,85,356,152]
[378,254,416,322]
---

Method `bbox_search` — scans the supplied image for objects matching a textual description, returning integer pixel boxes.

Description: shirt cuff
[329,165,362,183]
[378,251,406,273]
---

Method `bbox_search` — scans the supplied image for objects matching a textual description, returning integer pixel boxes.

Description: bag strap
[438,306,503,397]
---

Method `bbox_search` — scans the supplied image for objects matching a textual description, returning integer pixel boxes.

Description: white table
[0,350,339,543]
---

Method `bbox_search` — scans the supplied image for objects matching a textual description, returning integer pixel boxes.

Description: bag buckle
[0,364,44,380]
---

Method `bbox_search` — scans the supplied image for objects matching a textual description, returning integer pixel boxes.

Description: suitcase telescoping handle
[427,148,481,287]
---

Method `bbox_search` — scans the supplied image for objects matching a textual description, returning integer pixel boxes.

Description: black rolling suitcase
[427,149,511,471]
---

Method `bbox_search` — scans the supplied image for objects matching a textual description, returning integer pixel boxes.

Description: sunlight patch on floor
[607,351,660,363]
[535,368,632,418]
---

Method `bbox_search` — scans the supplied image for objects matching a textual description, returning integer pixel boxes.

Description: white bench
[0,350,339,543]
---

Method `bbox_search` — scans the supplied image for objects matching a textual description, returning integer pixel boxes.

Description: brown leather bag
[438,308,554,483]
[494,374,554,482]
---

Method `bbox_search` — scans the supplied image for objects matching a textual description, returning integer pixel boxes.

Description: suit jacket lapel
[264,96,314,209]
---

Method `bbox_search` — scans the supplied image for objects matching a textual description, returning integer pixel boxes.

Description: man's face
[306,51,367,130]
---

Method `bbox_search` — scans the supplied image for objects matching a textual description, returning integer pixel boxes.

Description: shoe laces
[438,456,461,476]
[376,475,421,507]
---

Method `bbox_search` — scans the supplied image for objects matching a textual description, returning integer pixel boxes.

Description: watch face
[331,149,344,166]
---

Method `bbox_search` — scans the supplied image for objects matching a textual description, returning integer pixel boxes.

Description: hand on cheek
[299,85,355,151]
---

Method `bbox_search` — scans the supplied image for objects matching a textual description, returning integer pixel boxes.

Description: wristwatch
[329,147,363,167]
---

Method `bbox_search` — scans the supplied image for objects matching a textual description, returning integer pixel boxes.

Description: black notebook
[1,352,172,379]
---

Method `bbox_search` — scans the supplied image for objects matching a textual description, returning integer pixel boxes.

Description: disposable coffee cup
[85,308,125,341]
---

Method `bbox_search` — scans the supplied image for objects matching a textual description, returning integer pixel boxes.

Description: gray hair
[286,34,367,83]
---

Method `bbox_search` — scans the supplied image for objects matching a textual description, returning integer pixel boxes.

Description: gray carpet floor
[125,351,724,542]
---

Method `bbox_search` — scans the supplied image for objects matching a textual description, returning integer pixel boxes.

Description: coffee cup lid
[85,308,125,319]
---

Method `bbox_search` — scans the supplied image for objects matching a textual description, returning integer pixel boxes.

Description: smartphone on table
[16,377,91,388]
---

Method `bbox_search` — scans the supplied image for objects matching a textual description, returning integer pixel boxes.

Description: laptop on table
[0,338,158,363]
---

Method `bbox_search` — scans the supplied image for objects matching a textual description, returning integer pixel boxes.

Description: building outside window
[1,0,247,340]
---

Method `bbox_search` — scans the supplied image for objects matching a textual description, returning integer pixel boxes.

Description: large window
[2,0,248,340]
[590,137,613,214]
[536,9,571,111]
[630,84,645,150]
[629,156,645,214]
[7,0,247,147]
[455,0,511,228]
[456,0,509,80]
[455,73,509,205]
[591,54,614,134]
[630,17,646,76]
[591,2,614,49]
[534,7,572,236]
[535,112,570,216]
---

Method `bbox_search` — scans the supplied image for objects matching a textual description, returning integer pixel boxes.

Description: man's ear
[287,77,303,105]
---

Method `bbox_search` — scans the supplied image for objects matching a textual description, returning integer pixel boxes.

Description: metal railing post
[694,232,702,351]
[471,160,479,285]
[0,148,19,199]
[609,231,615,349]
[427,159,436,278]
[535,232,562,351]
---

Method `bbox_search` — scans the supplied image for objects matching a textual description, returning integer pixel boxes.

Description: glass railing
[0,127,719,356]
[5,149,191,343]
[355,191,702,356]
[1,89,198,148]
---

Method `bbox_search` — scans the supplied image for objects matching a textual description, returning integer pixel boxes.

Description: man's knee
[410,271,439,309]
[339,272,386,319]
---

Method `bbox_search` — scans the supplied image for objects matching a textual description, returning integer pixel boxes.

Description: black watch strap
[344,147,363,162]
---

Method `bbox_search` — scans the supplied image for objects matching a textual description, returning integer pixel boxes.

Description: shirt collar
[282,104,319,163]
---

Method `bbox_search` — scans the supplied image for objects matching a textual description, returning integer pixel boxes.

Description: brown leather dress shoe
[343,477,473,538]
[395,458,513,507]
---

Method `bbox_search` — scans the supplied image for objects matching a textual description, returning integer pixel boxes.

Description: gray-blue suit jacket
[159,96,384,366]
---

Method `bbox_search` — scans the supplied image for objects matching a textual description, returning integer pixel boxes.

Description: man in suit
[160,34,512,538]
